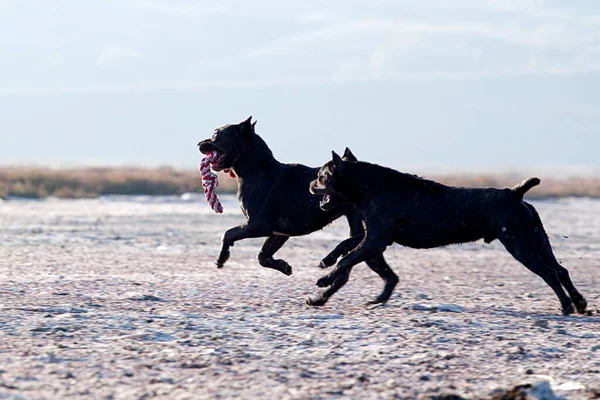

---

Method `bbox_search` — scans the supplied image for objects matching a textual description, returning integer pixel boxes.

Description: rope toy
[199,151,224,214]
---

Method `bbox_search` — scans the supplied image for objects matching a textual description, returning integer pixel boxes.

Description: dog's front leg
[317,240,388,288]
[217,224,270,268]
[308,232,391,306]
[307,243,384,307]
[319,234,364,268]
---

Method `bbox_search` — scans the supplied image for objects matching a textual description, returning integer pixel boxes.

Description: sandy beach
[1,194,599,399]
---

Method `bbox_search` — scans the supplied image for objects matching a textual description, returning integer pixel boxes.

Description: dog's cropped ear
[331,150,343,170]
[251,121,257,133]
[239,116,254,136]
[342,147,357,162]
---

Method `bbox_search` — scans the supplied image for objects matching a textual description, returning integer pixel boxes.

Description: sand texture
[1,195,599,399]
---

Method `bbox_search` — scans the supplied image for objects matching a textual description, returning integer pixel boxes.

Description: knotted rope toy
[199,151,224,214]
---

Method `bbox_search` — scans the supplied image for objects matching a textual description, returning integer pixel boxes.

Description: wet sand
[1,195,599,399]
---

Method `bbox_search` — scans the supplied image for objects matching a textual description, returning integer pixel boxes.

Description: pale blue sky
[1,0,599,172]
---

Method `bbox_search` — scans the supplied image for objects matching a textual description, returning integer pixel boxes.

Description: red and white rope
[200,151,224,214]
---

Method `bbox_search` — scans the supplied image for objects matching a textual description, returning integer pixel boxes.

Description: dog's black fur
[308,151,588,315]
[197,117,392,284]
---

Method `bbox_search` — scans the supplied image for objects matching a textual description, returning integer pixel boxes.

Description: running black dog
[308,151,588,315]
[198,117,393,287]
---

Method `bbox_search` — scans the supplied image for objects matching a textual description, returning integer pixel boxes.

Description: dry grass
[0,166,237,199]
[434,173,600,199]
[0,166,598,199]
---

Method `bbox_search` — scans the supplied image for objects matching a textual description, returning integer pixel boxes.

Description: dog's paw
[216,250,230,268]
[363,297,389,307]
[306,293,327,307]
[561,303,575,316]
[574,297,588,314]
[275,260,293,276]
[316,275,334,288]
[363,301,386,308]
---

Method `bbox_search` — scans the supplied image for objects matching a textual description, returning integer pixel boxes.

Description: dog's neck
[337,162,438,205]
[336,163,368,206]
[232,134,281,178]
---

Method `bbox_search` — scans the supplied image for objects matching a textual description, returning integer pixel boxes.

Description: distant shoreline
[1,166,599,200]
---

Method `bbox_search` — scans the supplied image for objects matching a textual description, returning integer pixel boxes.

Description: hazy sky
[1,0,599,172]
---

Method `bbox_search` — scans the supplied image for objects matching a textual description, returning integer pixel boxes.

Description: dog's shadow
[371,301,600,325]
[480,307,600,324]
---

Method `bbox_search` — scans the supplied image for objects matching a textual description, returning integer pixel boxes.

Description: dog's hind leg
[217,224,270,268]
[363,254,399,305]
[549,260,587,314]
[523,203,587,313]
[258,235,292,276]
[499,234,574,315]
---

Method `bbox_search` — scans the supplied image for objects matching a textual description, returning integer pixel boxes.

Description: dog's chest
[237,192,250,219]
[237,180,268,220]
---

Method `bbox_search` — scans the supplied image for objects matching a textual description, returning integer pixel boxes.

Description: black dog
[308,151,588,315]
[197,117,394,290]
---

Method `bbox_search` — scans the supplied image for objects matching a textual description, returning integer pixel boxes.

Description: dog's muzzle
[309,180,325,195]
[198,139,225,155]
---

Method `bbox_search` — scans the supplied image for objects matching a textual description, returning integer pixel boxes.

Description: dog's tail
[511,177,540,199]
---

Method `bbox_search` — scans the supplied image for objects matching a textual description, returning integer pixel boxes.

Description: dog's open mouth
[198,141,235,177]
[320,194,332,208]
[209,152,227,171]
[211,153,235,178]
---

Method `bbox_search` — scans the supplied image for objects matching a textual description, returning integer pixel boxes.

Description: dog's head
[310,147,356,211]
[198,116,256,172]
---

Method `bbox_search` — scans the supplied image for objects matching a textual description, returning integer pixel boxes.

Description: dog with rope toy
[197,116,395,283]
[307,151,589,315]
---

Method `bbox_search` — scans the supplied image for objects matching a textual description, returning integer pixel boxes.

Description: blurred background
[1,0,599,198]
